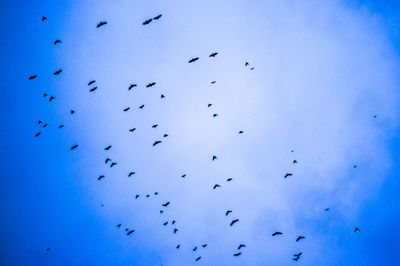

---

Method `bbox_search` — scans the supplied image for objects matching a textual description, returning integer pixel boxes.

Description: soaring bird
[172,220,176,224]
[293,252,302,261]
[250,67,255,70]
[49,96,55,101]
[202,244,207,248]
[162,202,170,207]
[272,232,282,236]
[146,82,156,87]
[230,219,239,226]
[128,172,135,177]
[152,124,158,128]
[128,84,137,90]
[97,21,107,28]
[146,194,150,198]
[293,160,298,164]
[38,120,42,124]
[238,130,244,134]
[105,158,111,164]
[88,80,96,85]
[163,134,168,137]
[46,248,51,251]
[155,192,159,195]
[227,178,233,182]
[42,16,47,21]
[245,62,249,66]
[195,257,201,261]
[127,230,134,235]
[209,52,218,57]
[117,224,121,228]
[296,236,305,242]
[213,184,221,190]
[161,94,165,99]
[104,145,112,150]
[110,162,117,168]
[284,173,293,178]
[29,75,37,80]
[35,132,41,137]
[193,247,197,251]
[129,128,136,132]
[212,155,218,161]
[354,227,360,233]
[153,140,162,146]
[213,114,218,117]
[353,165,357,168]
[176,244,180,249]
[324,208,330,211]
[70,110,75,114]
[238,244,246,250]
[163,221,168,226]
[59,125,64,129]
[71,145,78,150]
[139,105,145,109]
[135,195,140,199]
[154,14,162,20]
[233,252,242,257]
[89,87,97,92]
[173,228,178,233]
[42,124,48,128]
[208,104,212,107]
[98,175,105,181]
[123,107,130,112]
[143,19,152,25]
[53,69,62,75]
[181,174,186,178]
[188,57,199,63]
[226,210,232,216]
[54,40,61,45]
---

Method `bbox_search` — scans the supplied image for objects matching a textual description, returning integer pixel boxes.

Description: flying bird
[212,155,218,161]
[29,75,37,80]
[42,16,47,21]
[53,69,62,75]
[325,208,330,211]
[188,57,199,63]
[226,210,232,216]
[209,52,218,57]
[35,132,41,137]
[38,120,42,124]
[211,81,216,84]
[181,174,186,178]
[70,110,75,114]
[143,19,152,25]
[128,84,137,90]
[88,80,96,85]
[89,87,97,92]
[146,82,156,87]
[233,252,242,257]
[127,230,134,235]
[98,175,105,181]
[193,247,197,251]
[42,124,48,128]
[163,222,168,226]
[230,219,239,226]
[104,145,112,150]
[97,21,107,28]
[154,14,162,20]
[128,172,135,177]
[272,232,282,236]
[162,202,170,207]
[163,134,168,137]
[71,145,78,150]
[208,104,212,108]
[59,125,64,129]
[293,160,298,164]
[284,173,293,178]
[296,236,305,242]
[293,252,302,261]
[49,96,55,101]
[123,107,130,112]
[245,62,249,66]
[153,140,162,146]
[176,244,180,249]
[238,130,244,134]
[135,195,140,199]
[129,128,136,132]
[213,114,218,117]
[202,244,207,248]
[46,248,51,251]
[238,244,246,250]
[105,158,111,164]
[227,178,233,182]
[161,94,165,99]
[139,105,144,109]
[152,124,158,128]
[117,224,121,228]
[213,184,221,190]
[172,220,176,224]
[173,228,178,234]
[195,257,201,261]
[155,192,159,195]
[354,227,360,233]
[110,162,117,168]
[54,40,61,45]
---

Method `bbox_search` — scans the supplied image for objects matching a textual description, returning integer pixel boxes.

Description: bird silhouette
[70,110,75,115]
[202,244,207,248]
[110,162,117,168]
[135,195,140,199]
[272,232,282,236]
[233,252,242,257]
[49,96,55,101]
[354,227,360,233]
[139,105,145,109]
[195,256,201,261]
[53,69,62,75]
[211,81,216,84]
[71,145,78,150]
[293,160,298,164]
[146,82,156,87]
[176,244,180,249]
[98,175,105,181]
[29,75,37,80]
[193,247,197,251]
[104,145,112,150]
[293,252,302,261]
[146,194,150,198]
[213,184,221,189]
[325,208,330,211]
[153,140,162,146]
[353,165,357,168]
[59,125,64,129]
[161,94,165,99]
[43,94,48,97]
[155,192,159,195]
[230,219,239,226]
[128,84,137,90]
[117,224,121,228]
[105,158,111,164]
[250,67,255,70]
[54,40,61,45]
[173,228,178,233]
[128,172,135,177]
[42,16,47,21]
[296,236,305,242]
[154,14,162,20]
[163,134,168,137]
[209,52,218,57]
[129,128,136,132]
[238,244,246,249]
[43,124,48,128]
[213,114,218,117]
[88,80,96,85]
[226,210,232,216]
[188,57,199,63]
[152,124,158,128]
[143,19,152,25]
[245,62,249,66]
[227,178,232,182]
[123,107,130,112]
[163,221,168,226]
[181,174,186,178]
[208,104,212,107]
[212,155,218,161]
[35,132,41,137]
[172,220,176,224]
[89,87,97,92]
[127,230,134,235]
[284,173,293,178]
[238,130,244,134]
[97,21,107,28]
[46,248,51,251]
[38,120,42,124]
[162,202,170,207]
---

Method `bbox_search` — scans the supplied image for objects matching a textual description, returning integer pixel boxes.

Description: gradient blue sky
[1,0,400,265]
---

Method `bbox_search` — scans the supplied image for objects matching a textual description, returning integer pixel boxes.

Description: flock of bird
[32,14,362,264]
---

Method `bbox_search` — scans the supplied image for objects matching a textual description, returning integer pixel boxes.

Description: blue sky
[0,0,400,265]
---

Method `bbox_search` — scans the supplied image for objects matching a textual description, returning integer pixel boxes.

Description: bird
[353,165,357,168]
[129,128,136,132]
[212,155,218,161]
[152,124,158,128]
[296,236,305,242]
[172,220,176,224]
[160,210,164,213]
[163,222,168,226]
[193,247,197,251]
[195,257,201,261]
[42,124,48,128]
[98,175,105,181]
[143,19,152,25]
[284,173,293,178]
[154,14,162,20]
[354,227,360,233]
[176,244,180,249]
[238,130,244,134]
[49,96,55,101]
[226,210,232,216]
[54,40,61,45]
[213,184,221,189]
[110,162,117,168]
[135,195,140,199]
[373,115,377,118]
[139,105,145,109]
[46,248,51,251]
[293,252,302,261]
[53,69,62,75]
[71,145,78,150]
[293,160,298,164]
[181,174,186,178]
[233,252,242,257]
[163,134,168,137]
[104,145,112,150]
[88,80,96,85]
[38,120,42,124]
[173,228,178,233]
[213,114,218,117]
[89,87,97,92]
[155,192,159,195]
[245,62,249,66]
[70,110,75,114]
[146,82,156,87]
[128,84,137,90]
[162,202,170,207]
[272,232,282,236]
[153,140,162,146]
[161,94,165,99]
[324,208,330,211]
[207,104,212,108]
[202,244,207,248]
[250,67,255,70]
[42,16,47,21]
[35,132,41,137]
[146,194,150,198]
[127,230,134,235]
[105,158,111,164]
[59,125,64,129]
[227,178,233,182]
[188,57,199,63]
[97,21,107,28]
[29,75,37,80]
[117,224,121,228]
[209,52,218,57]
[128,172,135,177]
[43,94,47,97]
[238,244,246,249]
[230,219,239,226]
[123,107,130,112]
